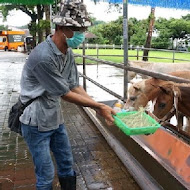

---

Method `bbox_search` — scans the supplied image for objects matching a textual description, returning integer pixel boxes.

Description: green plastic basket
[113,111,160,136]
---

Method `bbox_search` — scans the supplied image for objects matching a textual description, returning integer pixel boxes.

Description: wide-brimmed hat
[52,0,91,28]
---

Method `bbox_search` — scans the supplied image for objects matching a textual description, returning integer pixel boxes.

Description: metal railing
[77,44,190,63]
[75,53,190,102]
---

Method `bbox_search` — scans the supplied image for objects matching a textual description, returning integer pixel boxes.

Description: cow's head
[124,80,148,110]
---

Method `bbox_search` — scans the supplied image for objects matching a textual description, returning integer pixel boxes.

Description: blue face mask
[63,31,85,48]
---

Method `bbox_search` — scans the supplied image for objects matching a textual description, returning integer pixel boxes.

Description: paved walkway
[0,51,141,190]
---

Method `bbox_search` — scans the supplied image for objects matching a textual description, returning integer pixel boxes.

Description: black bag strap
[21,96,39,110]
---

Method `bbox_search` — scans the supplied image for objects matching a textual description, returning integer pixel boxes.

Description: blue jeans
[21,123,74,190]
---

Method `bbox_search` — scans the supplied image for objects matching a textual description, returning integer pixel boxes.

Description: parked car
[176,46,188,51]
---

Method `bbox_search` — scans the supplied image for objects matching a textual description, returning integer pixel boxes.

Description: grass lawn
[73,49,190,64]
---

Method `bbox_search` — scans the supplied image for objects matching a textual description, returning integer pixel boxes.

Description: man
[19,0,116,189]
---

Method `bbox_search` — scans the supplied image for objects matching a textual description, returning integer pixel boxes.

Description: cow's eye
[159,103,166,109]
[130,96,137,101]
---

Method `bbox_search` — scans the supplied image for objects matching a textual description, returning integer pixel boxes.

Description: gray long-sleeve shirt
[19,35,79,131]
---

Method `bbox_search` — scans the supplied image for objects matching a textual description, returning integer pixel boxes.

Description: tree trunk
[28,22,37,47]
[45,5,51,37]
[143,7,155,61]
[28,13,37,47]
[37,5,44,43]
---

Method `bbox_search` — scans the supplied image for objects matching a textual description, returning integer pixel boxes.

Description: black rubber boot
[59,172,76,190]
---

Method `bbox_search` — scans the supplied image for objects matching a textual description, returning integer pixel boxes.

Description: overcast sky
[0,0,190,27]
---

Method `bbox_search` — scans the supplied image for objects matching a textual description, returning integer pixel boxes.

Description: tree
[152,18,171,49]
[0,4,51,45]
[142,7,155,61]
[169,19,189,40]
[89,16,144,45]
[0,24,8,30]
[130,30,146,46]
[88,23,109,44]
[44,5,51,36]
[89,17,123,45]
[182,14,190,21]
[128,18,139,37]
[151,30,172,49]
[130,18,148,46]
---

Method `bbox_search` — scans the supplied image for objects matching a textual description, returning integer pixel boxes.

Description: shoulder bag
[8,97,38,136]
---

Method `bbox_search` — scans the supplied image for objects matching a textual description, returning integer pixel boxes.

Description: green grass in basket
[119,108,156,128]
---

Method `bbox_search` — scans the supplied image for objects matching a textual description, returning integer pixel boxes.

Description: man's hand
[95,103,116,123]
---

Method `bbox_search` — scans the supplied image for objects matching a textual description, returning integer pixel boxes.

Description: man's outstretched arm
[61,87,116,122]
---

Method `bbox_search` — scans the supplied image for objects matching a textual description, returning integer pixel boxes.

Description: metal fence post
[96,44,99,76]
[137,47,139,60]
[82,42,86,91]
[123,0,129,100]
[173,50,175,63]
[97,45,99,59]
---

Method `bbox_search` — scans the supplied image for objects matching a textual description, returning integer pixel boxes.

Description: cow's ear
[159,86,170,94]
[133,83,141,90]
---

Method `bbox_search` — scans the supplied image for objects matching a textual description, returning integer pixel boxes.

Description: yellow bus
[0,30,25,51]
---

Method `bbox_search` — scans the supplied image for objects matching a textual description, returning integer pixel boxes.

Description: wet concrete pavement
[77,64,124,102]
[0,51,141,190]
